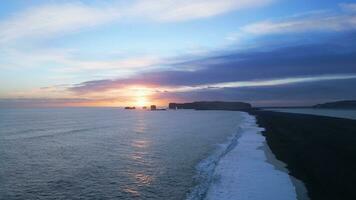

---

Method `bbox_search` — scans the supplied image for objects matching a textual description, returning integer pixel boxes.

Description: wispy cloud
[241,4,356,35]
[0,47,161,78]
[0,0,274,79]
[0,0,273,43]
[340,3,356,12]
[0,3,119,43]
[154,78,356,107]
[70,73,356,95]
[128,0,273,22]
[63,56,161,71]
[172,74,356,92]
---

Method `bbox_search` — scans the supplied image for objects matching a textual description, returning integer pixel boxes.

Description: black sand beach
[250,110,356,200]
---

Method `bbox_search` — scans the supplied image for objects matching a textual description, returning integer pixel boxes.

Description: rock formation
[169,101,251,111]
[313,100,356,109]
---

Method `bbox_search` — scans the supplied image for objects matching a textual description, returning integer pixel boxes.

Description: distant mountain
[313,100,356,109]
[168,101,252,111]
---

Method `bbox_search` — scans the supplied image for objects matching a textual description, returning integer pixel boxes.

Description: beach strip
[205,113,298,200]
[251,110,356,200]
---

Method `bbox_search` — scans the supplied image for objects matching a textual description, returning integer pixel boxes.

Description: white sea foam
[186,116,244,200]
[187,112,298,200]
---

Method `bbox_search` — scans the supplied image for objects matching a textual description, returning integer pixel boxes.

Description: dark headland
[168,101,251,111]
[313,100,356,109]
[250,110,356,200]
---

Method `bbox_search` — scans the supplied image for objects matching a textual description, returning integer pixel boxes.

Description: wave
[186,112,297,200]
[13,128,48,135]
[4,126,110,140]
[186,112,249,200]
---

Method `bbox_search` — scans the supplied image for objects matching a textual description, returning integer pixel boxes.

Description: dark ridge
[150,105,166,111]
[250,110,356,200]
[124,106,136,109]
[313,100,356,109]
[168,101,251,111]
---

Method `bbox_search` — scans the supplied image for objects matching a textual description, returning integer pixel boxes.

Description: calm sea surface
[0,108,245,200]
[266,108,356,120]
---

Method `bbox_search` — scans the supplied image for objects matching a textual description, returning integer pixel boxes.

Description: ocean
[0,108,297,200]
[0,108,243,199]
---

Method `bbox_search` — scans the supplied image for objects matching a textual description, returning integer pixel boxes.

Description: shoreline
[251,110,356,200]
[203,112,297,200]
[262,140,309,200]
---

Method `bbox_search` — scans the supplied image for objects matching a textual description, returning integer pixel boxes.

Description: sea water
[0,108,296,200]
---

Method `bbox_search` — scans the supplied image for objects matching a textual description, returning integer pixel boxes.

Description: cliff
[313,100,356,109]
[169,101,251,111]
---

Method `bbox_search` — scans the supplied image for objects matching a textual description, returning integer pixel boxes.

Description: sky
[0,0,356,107]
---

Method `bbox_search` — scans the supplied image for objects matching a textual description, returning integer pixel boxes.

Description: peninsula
[168,101,251,111]
[313,100,356,109]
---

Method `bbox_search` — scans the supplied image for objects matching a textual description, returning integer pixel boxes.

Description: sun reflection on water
[122,187,140,197]
[135,172,154,185]
[131,140,150,148]
[124,112,156,198]
[134,115,147,134]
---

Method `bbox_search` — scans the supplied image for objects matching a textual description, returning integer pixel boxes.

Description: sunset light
[135,96,149,108]
[2,1,356,200]
[131,87,152,107]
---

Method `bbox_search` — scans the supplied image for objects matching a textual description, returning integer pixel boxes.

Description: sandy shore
[250,110,356,200]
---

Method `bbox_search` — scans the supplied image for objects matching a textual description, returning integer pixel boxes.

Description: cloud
[128,0,273,22]
[69,34,356,95]
[340,3,356,12]
[153,78,356,107]
[0,3,119,43]
[69,73,356,95]
[0,48,74,69]
[181,74,356,91]
[0,0,274,77]
[64,56,161,71]
[0,0,273,43]
[5,28,354,106]
[241,5,356,35]
[0,47,161,79]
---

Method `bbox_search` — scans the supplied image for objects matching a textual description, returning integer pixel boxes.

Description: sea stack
[150,105,157,110]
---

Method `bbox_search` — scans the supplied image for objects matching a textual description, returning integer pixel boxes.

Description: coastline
[262,140,309,200]
[201,112,297,200]
[251,110,356,200]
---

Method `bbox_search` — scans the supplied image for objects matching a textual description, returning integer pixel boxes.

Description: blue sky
[0,0,356,107]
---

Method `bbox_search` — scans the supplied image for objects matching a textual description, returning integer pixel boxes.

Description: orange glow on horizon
[25,97,169,108]
[130,86,153,107]
[135,96,149,107]
[28,85,174,108]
